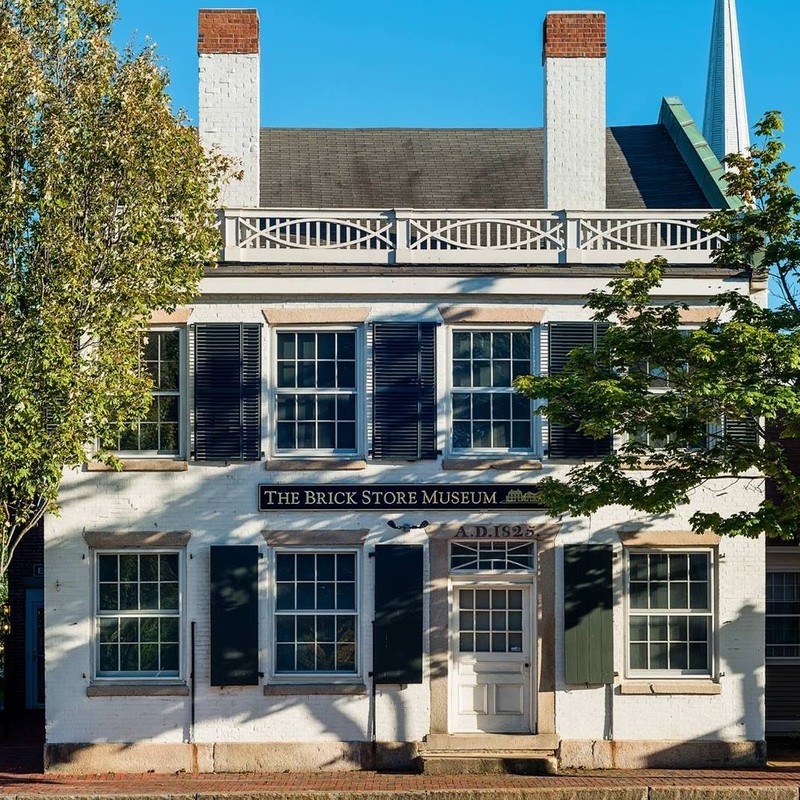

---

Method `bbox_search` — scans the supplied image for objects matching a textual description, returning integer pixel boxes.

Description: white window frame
[624,548,716,679]
[107,326,186,458]
[766,567,800,663]
[93,548,185,682]
[447,325,541,457]
[270,326,363,458]
[269,546,362,681]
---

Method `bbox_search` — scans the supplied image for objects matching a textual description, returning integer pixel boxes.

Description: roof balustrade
[221,208,727,265]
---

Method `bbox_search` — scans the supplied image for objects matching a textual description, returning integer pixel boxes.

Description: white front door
[450,584,532,733]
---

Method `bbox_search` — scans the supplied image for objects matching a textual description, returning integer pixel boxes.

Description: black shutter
[195,324,261,460]
[548,322,612,458]
[724,415,759,447]
[372,323,437,460]
[373,544,423,684]
[563,544,614,685]
[210,545,260,686]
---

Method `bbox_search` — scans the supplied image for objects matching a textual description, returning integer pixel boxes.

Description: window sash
[273,328,360,455]
[625,549,714,677]
[450,327,537,454]
[108,329,183,456]
[273,549,360,676]
[766,570,800,660]
[94,550,183,680]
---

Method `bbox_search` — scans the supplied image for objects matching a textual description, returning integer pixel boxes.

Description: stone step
[419,752,558,776]
[422,732,560,751]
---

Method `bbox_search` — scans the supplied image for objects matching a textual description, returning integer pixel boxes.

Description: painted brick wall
[45,295,762,754]
[543,59,605,210]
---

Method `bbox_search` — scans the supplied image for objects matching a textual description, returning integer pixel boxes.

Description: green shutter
[210,545,260,686]
[563,544,614,685]
[373,544,424,684]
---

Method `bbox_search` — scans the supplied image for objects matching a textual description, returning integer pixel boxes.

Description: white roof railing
[220,208,727,266]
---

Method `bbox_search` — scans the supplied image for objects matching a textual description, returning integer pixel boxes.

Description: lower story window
[274,551,358,674]
[767,571,800,659]
[627,550,713,676]
[95,551,181,678]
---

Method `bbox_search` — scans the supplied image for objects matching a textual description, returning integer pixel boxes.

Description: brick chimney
[198,9,260,208]
[543,12,606,210]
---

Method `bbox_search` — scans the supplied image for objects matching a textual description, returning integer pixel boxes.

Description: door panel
[451,585,532,733]
[26,588,44,710]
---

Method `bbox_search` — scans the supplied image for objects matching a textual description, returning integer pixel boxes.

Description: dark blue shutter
[194,324,261,460]
[372,323,437,460]
[563,544,614,685]
[548,322,612,458]
[210,545,260,686]
[373,545,423,684]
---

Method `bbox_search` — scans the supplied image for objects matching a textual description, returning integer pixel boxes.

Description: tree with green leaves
[0,0,228,578]
[515,112,800,539]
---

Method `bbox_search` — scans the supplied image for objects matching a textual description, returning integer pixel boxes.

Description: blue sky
[114,0,800,176]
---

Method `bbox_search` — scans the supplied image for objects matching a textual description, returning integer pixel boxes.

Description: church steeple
[703,0,750,163]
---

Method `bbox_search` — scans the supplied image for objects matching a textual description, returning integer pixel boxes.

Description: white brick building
[44,5,770,773]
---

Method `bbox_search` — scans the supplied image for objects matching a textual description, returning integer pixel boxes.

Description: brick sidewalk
[1,764,800,798]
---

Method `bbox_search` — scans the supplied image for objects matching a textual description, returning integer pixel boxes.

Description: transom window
[275,330,357,453]
[95,552,181,678]
[451,541,535,572]
[108,330,181,455]
[627,551,712,675]
[458,588,524,653]
[451,329,534,451]
[767,571,800,659]
[275,551,358,674]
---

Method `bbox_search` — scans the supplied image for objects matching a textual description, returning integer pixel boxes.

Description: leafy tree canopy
[515,112,800,539]
[0,0,228,576]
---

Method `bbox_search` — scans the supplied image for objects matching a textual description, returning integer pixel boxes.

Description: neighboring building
[44,3,769,773]
[5,522,44,718]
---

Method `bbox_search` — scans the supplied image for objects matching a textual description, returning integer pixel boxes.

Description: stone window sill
[87,460,188,473]
[618,680,721,695]
[442,458,543,471]
[264,683,366,696]
[266,459,366,471]
[87,683,189,697]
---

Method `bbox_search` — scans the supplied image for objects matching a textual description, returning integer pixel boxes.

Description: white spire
[703,0,750,163]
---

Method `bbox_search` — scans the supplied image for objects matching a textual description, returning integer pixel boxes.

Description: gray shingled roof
[259,126,710,210]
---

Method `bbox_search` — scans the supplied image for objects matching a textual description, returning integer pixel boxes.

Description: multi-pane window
[274,551,358,674]
[457,588,524,653]
[275,330,357,453]
[110,330,181,455]
[451,329,534,451]
[627,551,713,675]
[96,552,181,678]
[767,571,800,659]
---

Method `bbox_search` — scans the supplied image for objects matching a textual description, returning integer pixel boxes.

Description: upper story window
[108,329,182,456]
[274,330,358,454]
[451,329,535,452]
[767,570,800,660]
[95,550,182,679]
[626,550,713,677]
